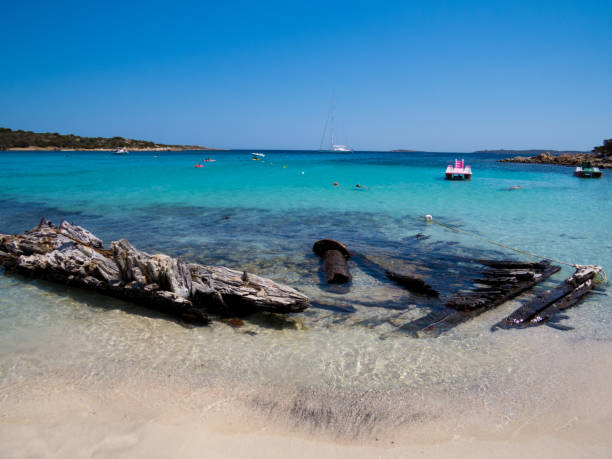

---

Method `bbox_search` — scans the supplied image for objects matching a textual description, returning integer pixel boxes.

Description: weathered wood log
[0,220,310,324]
[313,239,351,284]
[386,270,439,297]
[495,265,602,329]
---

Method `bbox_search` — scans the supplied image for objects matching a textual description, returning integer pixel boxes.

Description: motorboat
[574,161,602,178]
[113,147,128,155]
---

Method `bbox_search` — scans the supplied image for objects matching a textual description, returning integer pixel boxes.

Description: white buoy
[425,214,433,222]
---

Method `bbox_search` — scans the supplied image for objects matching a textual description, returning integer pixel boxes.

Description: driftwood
[313,239,351,284]
[494,265,602,329]
[400,259,561,336]
[0,220,310,324]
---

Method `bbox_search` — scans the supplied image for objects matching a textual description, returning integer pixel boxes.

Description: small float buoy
[425,214,433,222]
[333,182,338,186]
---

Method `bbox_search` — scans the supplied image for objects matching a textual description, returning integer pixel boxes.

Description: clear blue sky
[1,0,610,151]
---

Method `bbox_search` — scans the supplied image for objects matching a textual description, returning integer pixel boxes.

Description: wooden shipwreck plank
[400,260,561,336]
[385,270,439,297]
[447,264,561,311]
[0,220,310,324]
[494,265,602,329]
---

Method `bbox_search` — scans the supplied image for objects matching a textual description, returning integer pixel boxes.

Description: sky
[1,0,611,151]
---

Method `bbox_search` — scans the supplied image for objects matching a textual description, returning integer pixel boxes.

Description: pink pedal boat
[445,159,472,180]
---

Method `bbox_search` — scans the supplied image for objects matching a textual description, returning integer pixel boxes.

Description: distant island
[390,149,426,152]
[0,127,218,151]
[473,149,589,155]
[497,139,611,168]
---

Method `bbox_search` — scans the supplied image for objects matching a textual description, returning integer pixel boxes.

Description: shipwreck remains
[401,259,562,336]
[313,239,352,284]
[494,265,603,329]
[385,270,439,297]
[0,220,309,324]
[446,259,561,311]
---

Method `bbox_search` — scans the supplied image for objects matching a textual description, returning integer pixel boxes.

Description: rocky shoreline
[498,152,611,168]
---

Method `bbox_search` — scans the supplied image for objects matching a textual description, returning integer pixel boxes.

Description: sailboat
[320,97,354,153]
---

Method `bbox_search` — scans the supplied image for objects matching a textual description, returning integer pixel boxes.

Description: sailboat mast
[330,96,335,147]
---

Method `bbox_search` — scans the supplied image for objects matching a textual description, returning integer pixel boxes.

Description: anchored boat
[319,96,353,153]
[574,161,602,178]
[445,159,472,180]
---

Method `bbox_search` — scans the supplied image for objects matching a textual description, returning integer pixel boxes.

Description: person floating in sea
[355,183,368,190]
[504,185,521,191]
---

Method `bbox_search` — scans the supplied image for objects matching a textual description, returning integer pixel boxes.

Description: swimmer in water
[506,186,521,190]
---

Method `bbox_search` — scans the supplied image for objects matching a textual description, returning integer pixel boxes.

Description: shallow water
[0,150,611,440]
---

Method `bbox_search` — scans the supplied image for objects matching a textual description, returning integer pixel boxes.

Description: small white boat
[113,147,129,155]
[330,144,353,152]
[251,152,265,160]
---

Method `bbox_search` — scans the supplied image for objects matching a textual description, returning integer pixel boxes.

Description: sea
[1,150,611,442]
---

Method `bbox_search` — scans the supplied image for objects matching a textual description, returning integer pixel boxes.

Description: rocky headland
[498,151,612,168]
[0,127,220,151]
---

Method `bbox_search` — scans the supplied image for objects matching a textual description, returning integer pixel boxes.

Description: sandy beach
[2,335,611,458]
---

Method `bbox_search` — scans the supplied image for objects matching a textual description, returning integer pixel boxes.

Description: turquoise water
[1,150,611,436]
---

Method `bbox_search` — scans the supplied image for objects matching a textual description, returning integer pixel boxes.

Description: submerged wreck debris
[313,239,352,284]
[447,260,561,311]
[349,252,440,298]
[385,271,439,297]
[401,259,562,336]
[0,220,310,324]
[494,265,603,330]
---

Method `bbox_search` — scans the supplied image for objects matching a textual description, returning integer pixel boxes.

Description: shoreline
[3,146,225,152]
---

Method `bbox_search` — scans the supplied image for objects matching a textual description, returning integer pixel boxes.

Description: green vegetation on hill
[593,139,611,157]
[0,127,206,150]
